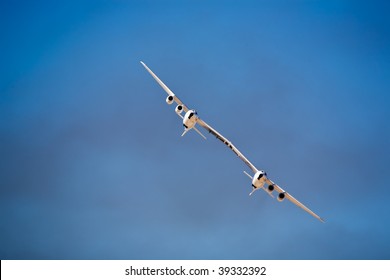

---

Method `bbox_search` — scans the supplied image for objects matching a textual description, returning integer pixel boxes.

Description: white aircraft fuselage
[183,110,198,129]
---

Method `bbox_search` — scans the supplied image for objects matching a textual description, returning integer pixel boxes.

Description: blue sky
[1,0,389,259]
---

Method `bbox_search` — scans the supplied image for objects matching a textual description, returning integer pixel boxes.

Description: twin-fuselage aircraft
[141,61,324,222]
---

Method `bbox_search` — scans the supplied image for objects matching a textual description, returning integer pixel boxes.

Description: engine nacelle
[175,104,184,114]
[166,95,174,105]
[267,184,275,194]
[277,192,286,202]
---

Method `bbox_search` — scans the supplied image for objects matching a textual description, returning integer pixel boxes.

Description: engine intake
[175,104,184,114]
[277,192,286,202]
[267,184,275,193]
[166,95,174,105]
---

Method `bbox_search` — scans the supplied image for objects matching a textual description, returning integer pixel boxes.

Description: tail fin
[193,126,206,140]
[181,126,206,140]
[181,128,190,137]
[243,171,252,179]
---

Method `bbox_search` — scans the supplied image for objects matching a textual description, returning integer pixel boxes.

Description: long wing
[140,61,189,112]
[197,118,258,174]
[266,178,325,222]
[198,115,323,224]
[141,61,323,222]
[141,61,257,172]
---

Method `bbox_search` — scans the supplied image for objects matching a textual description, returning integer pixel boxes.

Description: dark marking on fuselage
[206,128,242,160]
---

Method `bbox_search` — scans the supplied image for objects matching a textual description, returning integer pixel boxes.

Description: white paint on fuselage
[183,110,198,129]
[252,170,267,189]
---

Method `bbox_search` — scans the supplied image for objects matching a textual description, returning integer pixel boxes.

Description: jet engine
[166,95,174,105]
[277,192,286,202]
[175,104,184,114]
[266,184,275,194]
